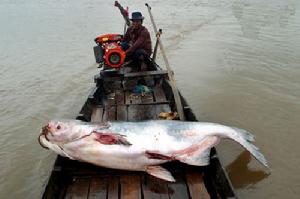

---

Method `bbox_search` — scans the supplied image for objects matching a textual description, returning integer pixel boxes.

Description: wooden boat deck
[63,170,209,199]
[91,84,171,123]
[81,75,209,199]
[42,69,236,199]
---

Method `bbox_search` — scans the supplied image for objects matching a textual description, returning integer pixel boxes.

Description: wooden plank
[127,105,140,121]
[107,176,119,199]
[128,104,172,121]
[88,177,108,199]
[107,92,116,106]
[108,106,116,121]
[112,81,122,90]
[141,92,154,103]
[153,85,167,103]
[65,177,90,199]
[123,79,137,91]
[104,80,123,91]
[144,76,155,87]
[115,90,125,105]
[103,106,116,122]
[139,105,158,120]
[125,91,142,105]
[125,91,131,105]
[142,175,169,199]
[167,174,189,199]
[128,104,156,121]
[126,101,170,106]
[155,104,172,119]
[131,94,142,104]
[186,172,210,199]
[117,105,127,121]
[91,107,103,123]
[120,175,142,199]
[124,70,168,78]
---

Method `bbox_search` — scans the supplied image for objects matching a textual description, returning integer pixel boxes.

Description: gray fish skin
[39,119,268,181]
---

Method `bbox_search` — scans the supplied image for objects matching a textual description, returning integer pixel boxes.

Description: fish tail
[225,127,268,168]
[232,127,255,142]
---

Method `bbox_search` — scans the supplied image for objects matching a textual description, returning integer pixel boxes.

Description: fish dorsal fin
[92,131,131,146]
[145,166,175,182]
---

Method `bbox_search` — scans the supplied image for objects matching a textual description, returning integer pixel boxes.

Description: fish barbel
[39,119,268,182]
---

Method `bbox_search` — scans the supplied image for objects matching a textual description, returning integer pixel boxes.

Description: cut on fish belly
[39,119,269,181]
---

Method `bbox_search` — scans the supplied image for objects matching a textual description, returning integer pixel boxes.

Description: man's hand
[125,50,132,56]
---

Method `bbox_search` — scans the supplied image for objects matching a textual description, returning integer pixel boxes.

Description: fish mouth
[38,125,50,149]
[38,124,93,149]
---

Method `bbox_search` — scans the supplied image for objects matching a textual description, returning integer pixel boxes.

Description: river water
[0,0,299,198]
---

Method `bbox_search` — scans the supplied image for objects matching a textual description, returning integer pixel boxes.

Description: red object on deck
[94,34,125,68]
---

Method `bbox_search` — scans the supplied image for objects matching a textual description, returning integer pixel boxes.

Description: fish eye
[57,125,61,130]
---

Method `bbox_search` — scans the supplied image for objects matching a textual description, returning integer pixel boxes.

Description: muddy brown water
[0,0,299,198]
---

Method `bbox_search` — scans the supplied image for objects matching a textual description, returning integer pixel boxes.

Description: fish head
[38,119,93,149]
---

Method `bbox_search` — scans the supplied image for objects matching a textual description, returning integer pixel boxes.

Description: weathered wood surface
[120,175,142,199]
[186,172,210,199]
[117,105,127,121]
[91,107,103,123]
[65,177,90,199]
[124,70,168,78]
[141,93,154,103]
[167,174,189,199]
[50,74,213,199]
[142,175,169,199]
[153,85,167,103]
[89,178,107,199]
[116,90,125,104]
[108,176,119,199]
[60,171,210,199]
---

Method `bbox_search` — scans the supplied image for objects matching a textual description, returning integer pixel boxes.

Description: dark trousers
[120,42,147,62]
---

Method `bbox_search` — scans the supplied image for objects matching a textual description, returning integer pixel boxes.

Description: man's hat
[130,12,144,20]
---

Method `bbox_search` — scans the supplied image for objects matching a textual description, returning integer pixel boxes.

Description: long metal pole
[145,3,185,120]
[115,1,131,26]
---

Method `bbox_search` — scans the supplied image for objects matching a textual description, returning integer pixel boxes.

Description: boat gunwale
[41,64,237,199]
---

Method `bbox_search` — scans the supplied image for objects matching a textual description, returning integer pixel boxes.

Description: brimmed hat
[130,12,144,20]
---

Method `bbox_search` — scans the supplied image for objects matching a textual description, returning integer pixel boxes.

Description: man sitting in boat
[121,12,152,71]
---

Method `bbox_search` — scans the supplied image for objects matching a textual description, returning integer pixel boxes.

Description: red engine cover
[103,42,125,68]
[95,34,123,44]
[94,34,125,68]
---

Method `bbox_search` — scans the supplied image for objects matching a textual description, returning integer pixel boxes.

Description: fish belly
[63,141,169,171]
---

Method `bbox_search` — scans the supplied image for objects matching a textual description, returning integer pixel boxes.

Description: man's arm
[126,29,148,54]
[122,27,131,42]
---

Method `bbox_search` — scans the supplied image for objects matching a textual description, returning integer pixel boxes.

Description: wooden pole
[152,29,162,62]
[145,3,185,120]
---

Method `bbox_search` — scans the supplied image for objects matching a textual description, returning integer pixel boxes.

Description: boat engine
[93,34,126,68]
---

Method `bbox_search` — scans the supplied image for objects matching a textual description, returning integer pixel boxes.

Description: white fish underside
[39,120,268,182]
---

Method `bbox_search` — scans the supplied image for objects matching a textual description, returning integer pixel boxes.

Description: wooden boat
[41,57,237,198]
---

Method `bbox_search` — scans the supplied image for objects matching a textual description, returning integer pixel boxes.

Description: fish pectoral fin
[93,122,111,130]
[145,166,175,182]
[60,149,75,160]
[93,132,131,146]
[174,136,220,166]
